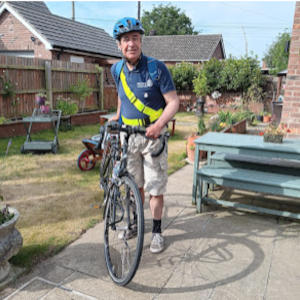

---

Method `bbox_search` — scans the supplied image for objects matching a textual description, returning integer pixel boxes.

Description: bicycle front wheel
[104,175,144,286]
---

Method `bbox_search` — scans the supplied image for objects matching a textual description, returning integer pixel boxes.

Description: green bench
[196,153,300,219]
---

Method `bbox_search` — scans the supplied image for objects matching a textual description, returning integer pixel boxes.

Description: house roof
[142,35,225,62]
[1,1,121,59]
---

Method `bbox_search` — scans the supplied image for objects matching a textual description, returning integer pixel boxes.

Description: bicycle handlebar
[96,121,169,157]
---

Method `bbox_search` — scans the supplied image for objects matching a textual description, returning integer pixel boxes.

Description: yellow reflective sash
[120,68,163,125]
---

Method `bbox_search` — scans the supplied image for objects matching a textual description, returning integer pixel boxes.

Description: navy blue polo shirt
[111,53,175,122]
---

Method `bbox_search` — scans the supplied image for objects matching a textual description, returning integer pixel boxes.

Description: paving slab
[2,164,300,300]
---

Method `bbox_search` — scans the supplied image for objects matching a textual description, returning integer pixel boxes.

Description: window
[70,56,84,64]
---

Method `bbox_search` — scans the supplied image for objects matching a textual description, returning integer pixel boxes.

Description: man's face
[118,32,142,64]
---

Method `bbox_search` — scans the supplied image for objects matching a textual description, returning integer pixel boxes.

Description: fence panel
[0,55,107,119]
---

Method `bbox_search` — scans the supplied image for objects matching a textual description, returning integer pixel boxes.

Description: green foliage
[218,110,233,125]
[193,56,264,104]
[169,62,198,91]
[197,117,206,135]
[56,97,79,116]
[202,58,223,94]
[70,79,93,112]
[0,205,14,225]
[0,76,16,100]
[209,109,253,132]
[220,56,262,93]
[193,71,208,96]
[142,4,198,35]
[263,31,290,75]
[210,119,223,132]
[0,116,7,125]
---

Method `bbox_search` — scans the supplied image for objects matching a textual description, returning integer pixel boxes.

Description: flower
[219,122,227,128]
[263,122,292,136]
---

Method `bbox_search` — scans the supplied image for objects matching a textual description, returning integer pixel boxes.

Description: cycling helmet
[113,17,145,40]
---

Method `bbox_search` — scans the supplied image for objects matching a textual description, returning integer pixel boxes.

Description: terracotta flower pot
[263,115,271,123]
[186,135,207,162]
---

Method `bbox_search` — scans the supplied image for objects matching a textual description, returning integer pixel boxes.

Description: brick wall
[281,2,300,137]
[0,10,52,59]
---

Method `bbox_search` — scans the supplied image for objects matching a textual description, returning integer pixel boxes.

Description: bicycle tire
[104,175,144,286]
[99,141,113,196]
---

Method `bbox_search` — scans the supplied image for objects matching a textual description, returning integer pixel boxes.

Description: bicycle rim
[104,176,144,286]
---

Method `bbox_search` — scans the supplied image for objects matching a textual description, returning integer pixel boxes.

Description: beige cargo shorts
[126,129,168,196]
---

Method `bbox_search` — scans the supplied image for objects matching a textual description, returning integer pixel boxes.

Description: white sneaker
[150,233,164,254]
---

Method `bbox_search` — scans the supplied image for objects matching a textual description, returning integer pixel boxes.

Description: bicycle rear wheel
[104,175,144,286]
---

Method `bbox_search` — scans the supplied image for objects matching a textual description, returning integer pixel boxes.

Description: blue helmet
[113,17,145,40]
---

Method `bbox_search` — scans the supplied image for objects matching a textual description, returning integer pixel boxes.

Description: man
[110,17,179,253]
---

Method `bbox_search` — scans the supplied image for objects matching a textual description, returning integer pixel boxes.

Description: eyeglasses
[121,34,141,43]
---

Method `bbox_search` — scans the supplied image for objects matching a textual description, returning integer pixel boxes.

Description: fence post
[45,61,53,108]
[98,67,104,110]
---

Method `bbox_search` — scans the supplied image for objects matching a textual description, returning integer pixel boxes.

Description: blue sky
[45,1,296,63]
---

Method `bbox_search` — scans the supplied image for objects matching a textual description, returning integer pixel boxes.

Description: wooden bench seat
[197,166,300,219]
[210,153,300,176]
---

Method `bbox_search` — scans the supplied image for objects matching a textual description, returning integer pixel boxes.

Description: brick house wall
[281,2,300,137]
[0,9,120,111]
[0,10,52,59]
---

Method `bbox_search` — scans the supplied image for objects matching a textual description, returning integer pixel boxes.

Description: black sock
[152,219,161,234]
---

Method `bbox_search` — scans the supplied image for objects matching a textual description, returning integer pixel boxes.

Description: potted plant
[0,191,23,284]
[35,92,47,107]
[263,112,272,123]
[186,117,207,162]
[260,122,291,143]
[56,96,79,131]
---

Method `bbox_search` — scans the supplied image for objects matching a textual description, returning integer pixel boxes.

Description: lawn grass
[0,112,200,270]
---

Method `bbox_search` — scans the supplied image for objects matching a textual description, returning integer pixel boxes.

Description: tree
[263,31,291,75]
[141,4,198,36]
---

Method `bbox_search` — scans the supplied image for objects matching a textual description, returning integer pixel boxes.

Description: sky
[45,1,296,63]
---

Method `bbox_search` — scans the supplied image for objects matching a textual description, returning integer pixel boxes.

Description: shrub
[168,62,198,91]
[70,79,93,112]
[193,71,208,97]
[56,97,79,116]
[192,55,265,105]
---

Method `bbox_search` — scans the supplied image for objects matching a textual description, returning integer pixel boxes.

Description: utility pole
[72,1,75,21]
[241,26,248,57]
[137,1,141,20]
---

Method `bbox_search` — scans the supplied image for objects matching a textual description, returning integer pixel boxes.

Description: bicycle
[97,122,169,286]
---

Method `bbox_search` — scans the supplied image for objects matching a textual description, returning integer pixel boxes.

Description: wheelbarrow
[77,134,103,171]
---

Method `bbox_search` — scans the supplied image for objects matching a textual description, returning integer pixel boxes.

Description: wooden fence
[0,55,112,119]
